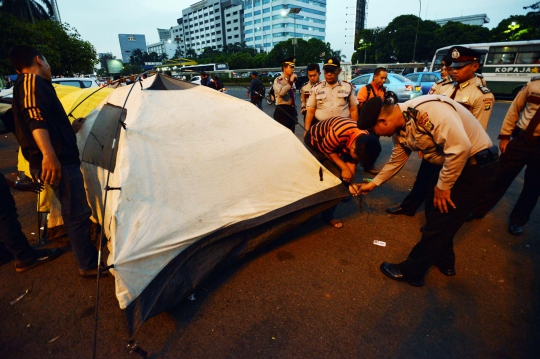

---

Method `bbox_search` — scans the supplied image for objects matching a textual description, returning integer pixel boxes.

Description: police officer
[428,53,454,95]
[355,95,498,286]
[385,47,495,217]
[441,46,494,130]
[471,77,540,236]
[300,63,321,123]
[273,57,298,132]
[304,57,358,136]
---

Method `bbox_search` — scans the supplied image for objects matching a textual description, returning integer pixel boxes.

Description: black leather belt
[467,145,499,167]
[512,127,540,142]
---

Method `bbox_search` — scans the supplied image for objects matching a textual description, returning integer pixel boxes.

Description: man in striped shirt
[304,116,381,227]
[8,46,105,278]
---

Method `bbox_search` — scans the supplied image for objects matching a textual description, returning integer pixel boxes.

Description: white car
[190,76,201,85]
[0,87,14,98]
[51,77,99,88]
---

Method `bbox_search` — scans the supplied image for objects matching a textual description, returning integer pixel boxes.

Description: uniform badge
[452,49,460,59]
[462,95,469,103]
[418,112,433,130]
[484,103,491,110]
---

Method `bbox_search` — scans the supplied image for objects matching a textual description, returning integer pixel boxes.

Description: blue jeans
[53,164,98,271]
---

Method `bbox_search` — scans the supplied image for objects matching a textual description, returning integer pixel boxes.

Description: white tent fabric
[78,76,343,310]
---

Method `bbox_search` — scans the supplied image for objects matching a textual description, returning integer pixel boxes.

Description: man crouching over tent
[304,116,381,228]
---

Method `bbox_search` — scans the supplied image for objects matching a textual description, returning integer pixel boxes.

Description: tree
[0,0,53,23]
[173,48,184,59]
[0,14,97,75]
[185,48,197,59]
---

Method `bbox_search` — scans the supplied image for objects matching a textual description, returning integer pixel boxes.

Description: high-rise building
[158,28,172,42]
[243,0,326,53]
[118,34,147,63]
[175,0,244,55]
[355,0,367,35]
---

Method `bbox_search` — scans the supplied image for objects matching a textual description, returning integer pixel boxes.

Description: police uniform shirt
[440,75,494,130]
[428,76,453,95]
[306,80,358,121]
[371,95,493,191]
[300,81,316,112]
[499,77,540,138]
[273,76,295,106]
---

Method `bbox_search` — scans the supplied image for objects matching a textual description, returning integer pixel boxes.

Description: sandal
[329,218,343,229]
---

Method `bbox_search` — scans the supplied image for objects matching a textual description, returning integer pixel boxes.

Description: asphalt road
[0,91,539,359]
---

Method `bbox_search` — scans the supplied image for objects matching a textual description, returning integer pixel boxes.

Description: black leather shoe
[508,224,524,236]
[386,206,415,216]
[436,266,456,276]
[380,262,425,287]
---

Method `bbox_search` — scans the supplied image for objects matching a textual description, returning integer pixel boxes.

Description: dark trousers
[250,97,263,110]
[474,135,540,226]
[274,105,297,133]
[0,173,35,262]
[400,159,441,214]
[303,135,343,221]
[397,161,498,280]
[53,164,98,271]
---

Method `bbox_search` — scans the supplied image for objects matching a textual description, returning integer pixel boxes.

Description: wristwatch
[14,180,20,189]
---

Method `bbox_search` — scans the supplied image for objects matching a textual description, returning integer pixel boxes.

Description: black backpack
[256,80,265,99]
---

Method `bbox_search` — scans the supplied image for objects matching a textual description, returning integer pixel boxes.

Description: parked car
[190,76,201,85]
[405,72,442,95]
[51,77,99,88]
[350,73,423,102]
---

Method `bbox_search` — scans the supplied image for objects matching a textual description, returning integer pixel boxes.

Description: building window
[254,10,261,15]
[234,34,239,38]
[227,21,231,24]
[254,19,261,24]
[233,11,237,15]
[233,19,238,23]
[228,36,232,39]
[226,13,230,17]
[245,21,252,26]
[234,27,238,30]
[127,36,136,41]
[246,37,253,42]
[263,8,270,13]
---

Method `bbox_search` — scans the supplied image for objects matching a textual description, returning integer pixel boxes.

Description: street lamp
[283,7,301,56]
[358,39,367,63]
[412,0,421,62]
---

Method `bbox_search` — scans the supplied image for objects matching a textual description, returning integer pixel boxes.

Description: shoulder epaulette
[276,77,283,81]
[435,77,452,85]
[300,81,309,89]
[342,80,351,84]
[477,85,491,94]
[475,73,484,79]
[531,76,540,82]
[312,81,322,88]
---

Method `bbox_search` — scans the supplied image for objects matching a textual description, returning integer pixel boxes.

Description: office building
[173,0,244,55]
[158,28,171,42]
[243,0,326,53]
[355,0,367,34]
[118,34,147,63]
[434,14,490,27]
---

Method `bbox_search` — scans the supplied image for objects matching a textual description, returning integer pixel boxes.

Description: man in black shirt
[8,45,105,278]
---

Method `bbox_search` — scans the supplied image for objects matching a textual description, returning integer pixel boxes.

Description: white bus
[430,40,540,97]
[180,63,229,73]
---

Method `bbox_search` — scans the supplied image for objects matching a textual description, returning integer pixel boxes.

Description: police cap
[323,57,340,71]
[449,46,485,68]
[358,97,383,130]
[281,57,296,67]
[441,53,453,67]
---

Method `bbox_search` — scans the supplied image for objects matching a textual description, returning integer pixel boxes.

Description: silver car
[350,73,423,102]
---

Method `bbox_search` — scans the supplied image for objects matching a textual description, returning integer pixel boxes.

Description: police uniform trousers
[399,159,442,214]
[274,105,297,133]
[396,159,498,280]
[474,131,540,226]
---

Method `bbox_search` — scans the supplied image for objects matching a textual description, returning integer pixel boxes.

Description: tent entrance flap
[81,103,125,172]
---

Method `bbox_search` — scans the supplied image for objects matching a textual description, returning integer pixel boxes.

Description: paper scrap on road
[48,335,62,343]
[373,240,386,247]
[11,289,30,305]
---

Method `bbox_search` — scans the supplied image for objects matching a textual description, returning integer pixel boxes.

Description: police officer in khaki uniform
[472,77,540,236]
[300,63,321,122]
[273,57,298,132]
[428,54,454,95]
[304,57,358,135]
[385,47,495,217]
[440,46,494,130]
[355,95,498,286]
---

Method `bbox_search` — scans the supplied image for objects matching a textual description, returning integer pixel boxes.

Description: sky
[56,0,532,63]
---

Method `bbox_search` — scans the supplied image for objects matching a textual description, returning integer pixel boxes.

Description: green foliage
[0,14,98,75]
[121,64,142,76]
[0,0,53,22]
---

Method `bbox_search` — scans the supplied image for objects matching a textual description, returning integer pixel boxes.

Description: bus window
[487,46,517,65]
[515,45,540,64]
